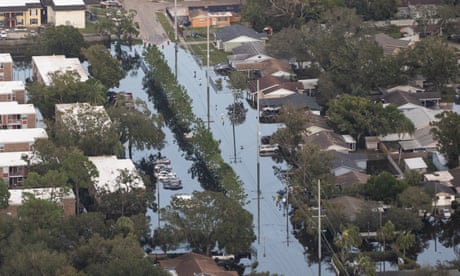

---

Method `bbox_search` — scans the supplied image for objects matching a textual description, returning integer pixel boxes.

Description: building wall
[191,16,209,28]
[2,142,31,152]
[0,197,75,217]
[0,114,36,129]
[0,8,42,28]
[0,60,13,81]
[48,8,85,29]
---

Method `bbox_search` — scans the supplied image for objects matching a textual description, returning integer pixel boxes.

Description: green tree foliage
[62,149,98,215]
[28,25,87,59]
[0,178,10,208]
[384,207,423,231]
[27,71,106,120]
[160,191,255,255]
[82,44,124,89]
[96,9,140,45]
[152,224,183,254]
[347,0,397,20]
[17,195,64,231]
[363,172,408,203]
[398,186,432,214]
[271,105,310,162]
[431,111,460,168]
[107,98,165,159]
[404,37,458,90]
[396,231,416,257]
[326,95,414,144]
[334,223,362,263]
[377,220,395,252]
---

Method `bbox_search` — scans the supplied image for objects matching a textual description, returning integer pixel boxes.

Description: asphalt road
[123,0,170,44]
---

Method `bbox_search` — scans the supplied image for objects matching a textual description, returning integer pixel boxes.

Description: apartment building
[0,151,34,187]
[0,81,26,104]
[0,53,13,81]
[31,55,88,86]
[0,0,42,29]
[0,101,36,129]
[0,128,48,152]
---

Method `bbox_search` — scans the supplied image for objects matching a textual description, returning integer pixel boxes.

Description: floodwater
[13,43,460,275]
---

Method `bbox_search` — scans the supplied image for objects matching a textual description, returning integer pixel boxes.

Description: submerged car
[214,62,235,75]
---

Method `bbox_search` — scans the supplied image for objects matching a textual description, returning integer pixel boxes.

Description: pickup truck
[211,254,235,262]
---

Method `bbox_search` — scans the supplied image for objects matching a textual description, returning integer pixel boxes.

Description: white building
[0,128,48,152]
[88,156,144,197]
[31,55,88,86]
[47,0,86,29]
[404,157,428,174]
[0,81,26,104]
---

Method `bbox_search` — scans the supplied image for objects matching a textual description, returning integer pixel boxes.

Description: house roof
[55,103,112,132]
[231,41,266,56]
[88,156,144,194]
[0,128,48,144]
[335,171,369,188]
[326,196,373,221]
[260,93,322,111]
[305,132,349,152]
[399,139,423,151]
[51,0,85,8]
[248,75,302,94]
[421,181,456,195]
[404,157,427,170]
[402,106,442,129]
[0,101,36,115]
[0,0,41,11]
[0,81,25,95]
[0,53,12,63]
[8,187,75,206]
[235,58,293,77]
[32,55,89,86]
[305,113,330,130]
[374,33,410,56]
[215,24,266,43]
[332,151,368,173]
[158,252,238,276]
[413,126,436,149]
[424,171,453,184]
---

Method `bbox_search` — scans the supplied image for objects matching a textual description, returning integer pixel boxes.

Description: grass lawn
[156,12,175,41]
[188,43,228,66]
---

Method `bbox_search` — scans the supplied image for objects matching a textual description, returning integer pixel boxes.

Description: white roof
[0,81,25,95]
[0,101,35,115]
[55,103,111,130]
[402,107,442,129]
[52,0,85,5]
[0,53,13,63]
[404,157,427,170]
[32,55,88,86]
[0,151,34,167]
[0,0,40,7]
[8,187,74,206]
[342,135,356,143]
[424,171,454,184]
[88,156,145,194]
[298,79,319,90]
[387,85,423,93]
[0,128,48,144]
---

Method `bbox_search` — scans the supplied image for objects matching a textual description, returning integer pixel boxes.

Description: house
[421,181,456,207]
[247,75,303,103]
[0,81,26,104]
[214,24,267,52]
[32,55,89,86]
[0,151,35,187]
[304,132,353,154]
[0,128,48,152]
[298,79,318,96]
[46,0,86,29]
[404,157,428,173]
[0,101,36,129]
[235,58,294,80]
[424,171,453,186]
[228,41,271,66]
[335,171,369,191]
[0,53,13,81]
[0,0,42,29]
[1,187,76,216]
[332,151,368,176]
[189,9,232,28]
[87,156,144,199]
[396,0,443,19]
[380,89,441,108]
[365,136,380,151]
[158,252,238,276]
[374,33,411,56]
[165,6,189,26]
[326,196,375,221]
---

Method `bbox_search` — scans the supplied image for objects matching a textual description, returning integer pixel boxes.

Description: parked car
[214,62,235,75]
[0,30,7,39]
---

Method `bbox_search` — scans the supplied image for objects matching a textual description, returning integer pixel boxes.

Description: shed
[404,157,427,173]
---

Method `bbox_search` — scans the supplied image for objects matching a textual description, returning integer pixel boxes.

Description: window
[30,18,38,25]
[30,9,37,16]
[0,63,4,69]
[218,17,227,22]
[16,19,24,25]
[16,12,23,16]
[0,144,4,152]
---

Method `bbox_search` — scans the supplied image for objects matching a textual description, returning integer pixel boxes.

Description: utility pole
[318,179,321,276]
[257,80,260,244]
[206,15,210,129]
[174,0,178,77]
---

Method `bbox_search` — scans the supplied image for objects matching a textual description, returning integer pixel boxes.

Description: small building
[0,81,26,104]
[2,187,76,216]
[421,181,456,208]
[0,101,37,129]
[88,156,144,200]
[32,55,89,86]
[0,0,42,29]
[214,24,267,52]
[0,151,35,187]
[47,0,86,29]
[365,136,380,151]
[0,53,13,81]
[404,157,428,173]
[374,33,411,56]
[189,10,232,28]
[158,252,238,276]
[424,171,453,186]
[0,128,48,152]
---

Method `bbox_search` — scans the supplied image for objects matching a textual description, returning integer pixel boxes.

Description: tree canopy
[82,44,125,89]
[431,111,460,168]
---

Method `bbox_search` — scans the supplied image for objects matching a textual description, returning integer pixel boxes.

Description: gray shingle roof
[215,24,267,42]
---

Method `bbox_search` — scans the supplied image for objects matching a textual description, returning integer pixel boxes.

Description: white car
[0,30,7,39]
